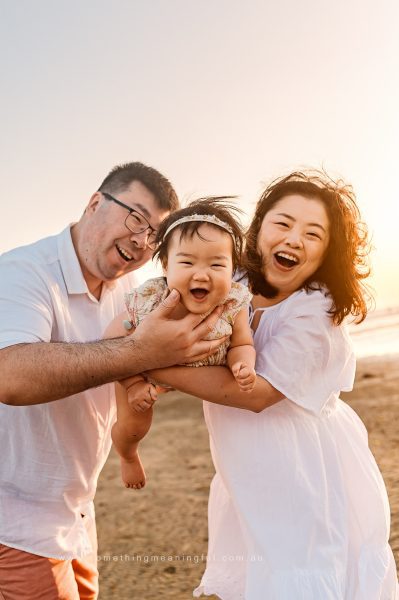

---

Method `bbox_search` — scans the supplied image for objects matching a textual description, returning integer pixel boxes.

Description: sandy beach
[96,354,399,599]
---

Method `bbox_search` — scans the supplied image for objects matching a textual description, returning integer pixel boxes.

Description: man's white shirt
[0,226,137,558]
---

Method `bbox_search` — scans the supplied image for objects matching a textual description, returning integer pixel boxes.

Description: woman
[141,171,398,599]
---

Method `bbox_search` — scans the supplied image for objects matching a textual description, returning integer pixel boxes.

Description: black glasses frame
[101,191,157,248]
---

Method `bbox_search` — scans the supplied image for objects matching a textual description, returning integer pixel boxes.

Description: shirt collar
[57,225,119,300]
[57,225,89,295]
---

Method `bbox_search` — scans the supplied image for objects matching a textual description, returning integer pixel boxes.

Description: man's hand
[0,289,226,406]
[131,289,228,369]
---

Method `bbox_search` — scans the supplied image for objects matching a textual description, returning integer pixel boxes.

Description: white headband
[163,213,235,241]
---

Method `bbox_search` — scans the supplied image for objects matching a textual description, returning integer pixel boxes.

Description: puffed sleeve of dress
[124,277,169,327]
[255,288,356,415]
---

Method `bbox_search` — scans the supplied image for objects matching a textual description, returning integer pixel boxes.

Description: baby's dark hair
[153,197,245,271]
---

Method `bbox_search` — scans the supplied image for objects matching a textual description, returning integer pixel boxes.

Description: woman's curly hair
[244,170,372,324]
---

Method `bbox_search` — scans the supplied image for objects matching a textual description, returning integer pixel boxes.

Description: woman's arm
[144,365,284,413]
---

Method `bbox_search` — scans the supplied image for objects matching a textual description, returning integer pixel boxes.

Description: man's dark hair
[98,162,179,212]
[153,197,245,272]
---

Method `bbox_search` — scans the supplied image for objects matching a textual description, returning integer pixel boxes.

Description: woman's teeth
[275,252,299,268]
[116,244,133,262]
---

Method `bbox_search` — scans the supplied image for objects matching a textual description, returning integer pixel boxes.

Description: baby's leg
[112,381,153,489]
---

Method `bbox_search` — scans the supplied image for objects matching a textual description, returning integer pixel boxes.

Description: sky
[1,0,398,309]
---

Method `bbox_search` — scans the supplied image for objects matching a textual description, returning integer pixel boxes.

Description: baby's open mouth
[190,288,209,300]
[116,243,133,262]
[274,252,299,269]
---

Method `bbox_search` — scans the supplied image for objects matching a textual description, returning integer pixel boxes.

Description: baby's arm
[103,311,132,339]
[227,308,256,392]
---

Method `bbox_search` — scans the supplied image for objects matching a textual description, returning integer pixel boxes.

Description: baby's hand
[125,377,158,413]
[231,362,257,392]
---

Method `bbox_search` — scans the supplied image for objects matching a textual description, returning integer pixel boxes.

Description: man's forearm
[0,337,150,406]
[0,295,234,406]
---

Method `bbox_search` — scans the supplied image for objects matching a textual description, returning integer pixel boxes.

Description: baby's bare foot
[120,452,146,490]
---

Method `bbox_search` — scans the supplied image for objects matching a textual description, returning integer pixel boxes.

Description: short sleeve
[125,277,168,327]
[0,257,53,349]
[255,290,355,415]
[220,282,252,325]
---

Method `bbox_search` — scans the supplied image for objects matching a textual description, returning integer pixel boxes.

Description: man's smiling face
[76,180,169,294]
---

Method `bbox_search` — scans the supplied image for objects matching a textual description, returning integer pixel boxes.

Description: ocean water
[348,306,399,358]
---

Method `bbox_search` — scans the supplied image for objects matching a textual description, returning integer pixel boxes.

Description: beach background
[96,311,399,599]
[0,1,398,597]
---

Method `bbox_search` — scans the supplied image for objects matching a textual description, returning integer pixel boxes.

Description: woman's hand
[122,375,157,413]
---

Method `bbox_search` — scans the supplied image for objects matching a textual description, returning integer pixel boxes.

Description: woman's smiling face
[256,194,330,301]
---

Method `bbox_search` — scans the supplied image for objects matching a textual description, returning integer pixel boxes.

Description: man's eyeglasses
[102,192,158,249]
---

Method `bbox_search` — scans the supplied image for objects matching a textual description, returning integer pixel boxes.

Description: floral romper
[125,277,252,367]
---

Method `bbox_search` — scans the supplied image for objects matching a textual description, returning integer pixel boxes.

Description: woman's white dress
[194,288,398,599]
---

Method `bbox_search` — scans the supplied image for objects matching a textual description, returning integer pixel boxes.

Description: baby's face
[164,223,234,314]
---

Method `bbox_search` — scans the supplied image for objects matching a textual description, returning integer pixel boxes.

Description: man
[0,162,224,599]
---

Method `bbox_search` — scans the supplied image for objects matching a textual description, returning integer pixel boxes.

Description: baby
[105,198,256,489]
